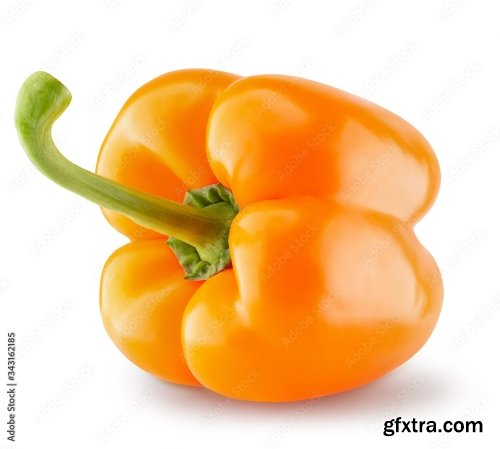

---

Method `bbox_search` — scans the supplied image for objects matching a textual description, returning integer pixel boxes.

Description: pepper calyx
[167,184,239,280]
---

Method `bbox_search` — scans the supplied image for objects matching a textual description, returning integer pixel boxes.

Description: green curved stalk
[15,72,236,272]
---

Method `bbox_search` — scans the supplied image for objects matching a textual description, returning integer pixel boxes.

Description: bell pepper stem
[15,71,234,264]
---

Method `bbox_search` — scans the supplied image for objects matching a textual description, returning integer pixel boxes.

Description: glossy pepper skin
[98,71,442,401]
[97,70,240,240]
[16,69,442,402]
[98,70,240,385]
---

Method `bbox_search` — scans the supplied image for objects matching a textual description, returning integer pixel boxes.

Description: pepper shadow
[147,361,454,424]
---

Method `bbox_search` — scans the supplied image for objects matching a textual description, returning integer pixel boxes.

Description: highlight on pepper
[15,69,443,402]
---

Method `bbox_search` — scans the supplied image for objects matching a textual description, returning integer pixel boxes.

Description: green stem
[15,72,234,267]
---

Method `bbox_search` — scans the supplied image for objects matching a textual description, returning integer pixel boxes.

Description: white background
[1,0,499,448]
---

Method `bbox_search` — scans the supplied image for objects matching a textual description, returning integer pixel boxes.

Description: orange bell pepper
[15,69,443,402]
